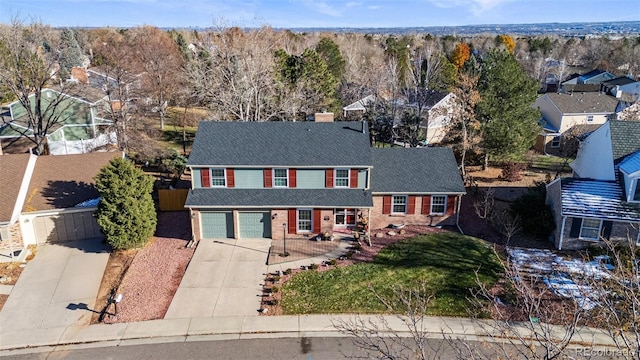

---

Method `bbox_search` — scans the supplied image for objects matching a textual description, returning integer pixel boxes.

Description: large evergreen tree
[315,37,346,81]
[477,49,540,163]
[59,28,83,78]
[95,157,157,250]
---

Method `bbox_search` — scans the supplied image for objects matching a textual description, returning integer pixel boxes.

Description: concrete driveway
[165,239,271,318]
[0,239,109,333]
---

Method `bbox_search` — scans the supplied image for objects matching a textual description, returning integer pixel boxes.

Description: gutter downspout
[558,216,567,250]
[456,194,464,234]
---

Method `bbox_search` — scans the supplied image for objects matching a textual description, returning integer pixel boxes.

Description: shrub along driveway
[280,232,502,316]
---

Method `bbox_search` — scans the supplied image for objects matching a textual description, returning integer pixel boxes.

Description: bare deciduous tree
[0,18,79,155]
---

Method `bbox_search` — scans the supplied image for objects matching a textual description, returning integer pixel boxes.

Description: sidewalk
[0,313,620,355]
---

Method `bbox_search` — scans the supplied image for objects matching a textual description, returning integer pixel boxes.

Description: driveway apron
[0,239,109,334]
[165,239,271,319]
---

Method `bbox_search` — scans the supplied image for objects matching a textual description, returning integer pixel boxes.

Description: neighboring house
[611,80,640,103]
[560,69,616,93]
[0,153,37,259]
[546,120,640,249]
[342,95,375,119]
[184,121,465,241]
[601,76,636,96]
[534,92,619,153]
[0,152,120,259]
[0,87,117,155]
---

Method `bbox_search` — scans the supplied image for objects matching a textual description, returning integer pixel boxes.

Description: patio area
[267,233,358,265]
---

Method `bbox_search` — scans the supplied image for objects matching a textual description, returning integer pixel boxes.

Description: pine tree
[477,49,541,164]
[59,28,83,79]
[94,157,157,250]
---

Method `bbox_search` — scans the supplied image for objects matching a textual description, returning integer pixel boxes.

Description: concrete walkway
[0,239,109,336]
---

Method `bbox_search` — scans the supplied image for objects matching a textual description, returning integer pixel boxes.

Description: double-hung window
[550,136,561,148]
[392,195,407,214]
[335,169,350,187]
[298,209,312,232]
[210,169,226,187]
[579,218,602,241]
[431,195,446,214]
[273,168,288,187]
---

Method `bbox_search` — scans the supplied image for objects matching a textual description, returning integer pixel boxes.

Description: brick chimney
[314,112,334,122]
[71,67,88,84]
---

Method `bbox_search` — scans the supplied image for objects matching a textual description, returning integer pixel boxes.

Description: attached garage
[238,212,271,238]
[201,211,234,239]
[30,209,102,245]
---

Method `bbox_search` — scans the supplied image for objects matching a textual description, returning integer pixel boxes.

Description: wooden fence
[158,189,189,211]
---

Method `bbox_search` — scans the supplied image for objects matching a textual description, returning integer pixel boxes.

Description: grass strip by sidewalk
[281,232,502,316]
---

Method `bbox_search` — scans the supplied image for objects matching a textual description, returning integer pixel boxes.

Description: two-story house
[546,120,640,250]
[184,121,465,241]
[534,92,619,154]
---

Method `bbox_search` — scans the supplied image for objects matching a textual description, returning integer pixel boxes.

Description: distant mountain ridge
[282,21,640,36]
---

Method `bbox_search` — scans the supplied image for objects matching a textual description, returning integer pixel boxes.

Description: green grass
[528,154,573,172]
[159,126,197,153]
[281,232,502,316]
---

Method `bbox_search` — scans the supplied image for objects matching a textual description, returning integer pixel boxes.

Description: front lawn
[281,232,502,316]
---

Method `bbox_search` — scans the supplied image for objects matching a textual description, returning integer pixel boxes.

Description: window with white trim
[335,169,350,187]
[210,169,226,187]
[579,218,602,240]
[550,136,561,148]
[587,115,594,122]
[297,209,312,232]
[392,195,407,214]
[273,168,288,187]
[431,195,446,214]
[334,208,356,226]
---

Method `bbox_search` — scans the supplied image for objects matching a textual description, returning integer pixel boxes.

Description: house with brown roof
[0,154,37,260]
[0,152,121,260]
[534,92,620,154]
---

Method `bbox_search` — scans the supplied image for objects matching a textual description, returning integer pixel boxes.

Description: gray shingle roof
[185,188,373,208]
[609,120,640,163]
[545,92,619,114]
[187,121,372,167]
[371,147,465,194]
[561,178,640,221]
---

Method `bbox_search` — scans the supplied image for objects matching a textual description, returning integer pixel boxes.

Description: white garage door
[33,209,102,244]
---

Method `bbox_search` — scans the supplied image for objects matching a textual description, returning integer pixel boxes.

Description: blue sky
[1,0,638,28]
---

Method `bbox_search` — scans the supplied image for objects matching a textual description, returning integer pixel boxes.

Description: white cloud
[426,0,511,15]
[298,0,363,18]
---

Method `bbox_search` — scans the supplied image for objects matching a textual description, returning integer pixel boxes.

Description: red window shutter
[288,209,296,234]
[325,169,334,188]
[446,196,456,215]
[382,195,391,214]
[313,209,321,233]
[350,169,358,188]
[264,168,272,188]
[289,168,297,188]
[421,196,431,214]
[407,196,416,214]
[226,168,235,188]
[200,168,210,188]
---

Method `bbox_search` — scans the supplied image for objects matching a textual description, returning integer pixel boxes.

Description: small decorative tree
[95,157,157,250]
